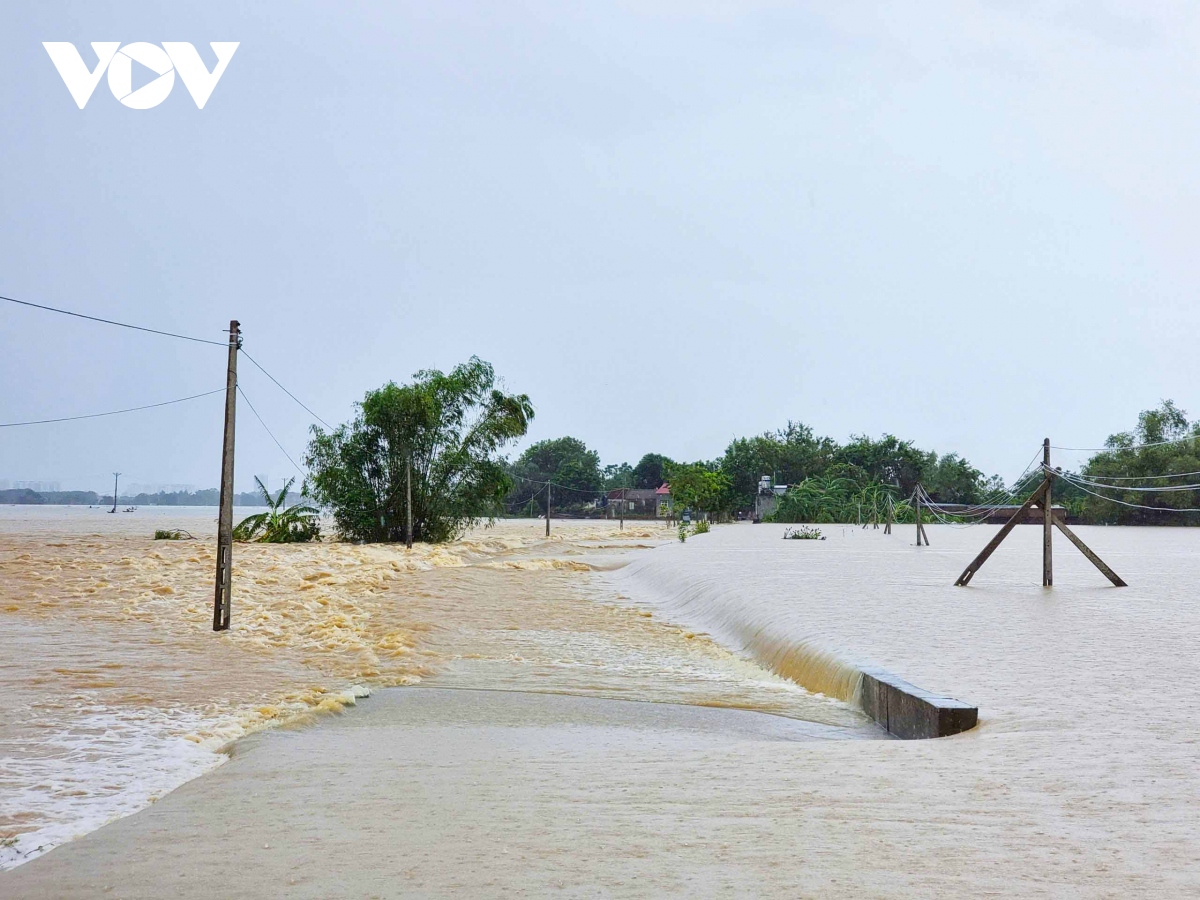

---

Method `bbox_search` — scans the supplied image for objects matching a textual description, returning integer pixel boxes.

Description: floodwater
[612,520,1200,894]
[0,508,866,869]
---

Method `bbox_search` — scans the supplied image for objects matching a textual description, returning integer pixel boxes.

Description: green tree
[602,462,634,490]
[1073,399,1200,525]
[833,434,926,496]
[632,453,674,489]
[232,477,321,543]
[720,421,836,509]
[666,462,734,519]
[923,452,989,504]
[306,357,533,543]
[508,436,603,513]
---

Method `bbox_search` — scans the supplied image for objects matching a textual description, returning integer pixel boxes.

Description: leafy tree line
[496,419,1003,522]
[300,358,1199,542]
[1038,400,1200,526]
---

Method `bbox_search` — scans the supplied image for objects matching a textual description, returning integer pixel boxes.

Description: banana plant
[233,477,321,543]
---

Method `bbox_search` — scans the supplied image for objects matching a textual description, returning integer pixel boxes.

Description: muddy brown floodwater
[0,509,866,868]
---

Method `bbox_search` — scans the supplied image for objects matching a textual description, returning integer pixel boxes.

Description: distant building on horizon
[13,480,61,493]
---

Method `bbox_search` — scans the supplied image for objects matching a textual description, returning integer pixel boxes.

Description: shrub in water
[153,529,194,540]
[783,525,825,541]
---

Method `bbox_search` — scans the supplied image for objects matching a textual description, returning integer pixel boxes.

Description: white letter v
[43,42,121,109]
[163,42,240,109]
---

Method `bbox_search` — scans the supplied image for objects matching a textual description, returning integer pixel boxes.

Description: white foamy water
[1,509,862,869]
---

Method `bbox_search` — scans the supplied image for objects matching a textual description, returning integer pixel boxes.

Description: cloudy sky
[2,1,1198,492]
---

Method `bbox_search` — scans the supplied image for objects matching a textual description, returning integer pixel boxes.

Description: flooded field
[6,508,1200,894]
[0,508,864,869]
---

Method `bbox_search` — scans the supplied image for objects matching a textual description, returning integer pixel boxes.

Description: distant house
[754,475,789,521]
[605,484,672,518]
[606,488,656,516]
[655,483,673,518]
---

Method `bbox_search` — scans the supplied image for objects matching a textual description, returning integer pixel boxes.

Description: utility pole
[1043,437,1053,587]
[213,320,239,632]
[915,486,929,546]
[405,456,413,550]
[619,487,624,531]
[545,483,551,537]
[955,437,1124,588]
[110,472,120,513]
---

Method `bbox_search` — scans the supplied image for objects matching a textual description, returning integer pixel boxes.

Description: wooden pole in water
[110,472,120,513]
[1042,438,1053,587]
[619,487,624,531]
[915,488,924,546]
[405,455,413,550]
[545,483,551,537]
[885,495,893,534]
[213,320,239,632]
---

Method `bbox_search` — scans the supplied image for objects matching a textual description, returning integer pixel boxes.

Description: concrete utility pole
[110,472,120,513]
[545,483,551,537]
[619,487,624,531]
[1043,437,1053,587]
[213,320,239,632]
[405,456,413,550]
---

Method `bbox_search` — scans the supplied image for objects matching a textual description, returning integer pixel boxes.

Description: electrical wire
[2,294,227,347]
[1072,469,1200,483]
[0,388,225,427]
[1051,469,1200,513]
[1051,434,1200,453]
[1061,475,1200,493]
[239,350,333,430]
[237,384,306,477]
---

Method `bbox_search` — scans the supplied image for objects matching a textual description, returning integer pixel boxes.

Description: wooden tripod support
[915,487,930,546]
[955,439,1126,588]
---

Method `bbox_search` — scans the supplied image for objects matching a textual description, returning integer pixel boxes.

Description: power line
[0,387,225,427]
[1,294,227,347]
[236,384,306,477]
[239,349,333,430]
[1052,469,1200,513]
[1074,468,1200,482]
[1051,434,1200,453]
[1062,475,1200,493]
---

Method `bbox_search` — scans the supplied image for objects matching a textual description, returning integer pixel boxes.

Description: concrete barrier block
[858,667,978,740]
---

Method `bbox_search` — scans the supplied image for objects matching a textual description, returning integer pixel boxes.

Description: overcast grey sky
[2,1,1198,492]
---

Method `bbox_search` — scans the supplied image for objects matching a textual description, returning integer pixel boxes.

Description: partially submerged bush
[153,529,195,540]
[693,520,711,535]
[783,525,825,541]
[233,477,321,543]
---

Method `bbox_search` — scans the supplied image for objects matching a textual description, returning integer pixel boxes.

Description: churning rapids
[5,508,1200,895]
[0,508,870,869]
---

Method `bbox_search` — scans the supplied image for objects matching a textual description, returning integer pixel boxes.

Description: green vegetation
[507,437,602,515]
[153,529,195,540]
[632,453,674,489]
[783,525,825,540]
[1052,400,1200,525]
[233,477,321,543]
[307,357,533,543]
[692,519,711,535]
[770,469,910,524]
[662,463,732,521]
